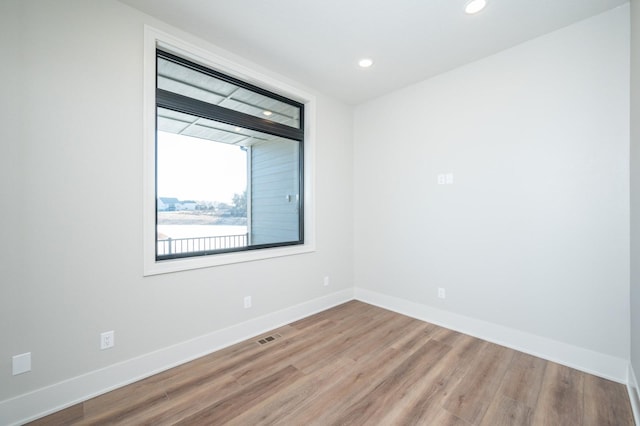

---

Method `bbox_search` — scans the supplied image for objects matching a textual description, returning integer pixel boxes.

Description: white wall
[0,1,26,379]
[0,0,353,411]
[355,6,630,368]
[630,0,640,399]
[1,0,634,423]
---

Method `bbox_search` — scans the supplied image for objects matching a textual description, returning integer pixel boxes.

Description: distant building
[158,197,179,211]
[158,197,196,211]
[177,200,197,211]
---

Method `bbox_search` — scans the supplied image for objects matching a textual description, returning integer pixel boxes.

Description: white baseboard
[628,363,640,425]
[354,287,629,384]
[0,288,354,426]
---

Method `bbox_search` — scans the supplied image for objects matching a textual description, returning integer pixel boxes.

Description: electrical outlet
[100,331,115,350]
[438,173,454,185]
[323,276,330,286]
[445,173,454,184]
[244,296,252,309]
[12,352,31,375]
[438,288,446,299]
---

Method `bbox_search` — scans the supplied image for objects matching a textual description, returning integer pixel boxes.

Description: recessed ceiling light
[465,0,486,14]
[263,111,272,116]
[358,58,374,68]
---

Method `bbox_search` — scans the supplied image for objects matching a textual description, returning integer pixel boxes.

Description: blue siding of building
[250,139,300,245]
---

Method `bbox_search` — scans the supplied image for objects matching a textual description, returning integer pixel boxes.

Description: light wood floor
[30,301,634,425]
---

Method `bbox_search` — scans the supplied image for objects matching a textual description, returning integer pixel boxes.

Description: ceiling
[119,0,628,105]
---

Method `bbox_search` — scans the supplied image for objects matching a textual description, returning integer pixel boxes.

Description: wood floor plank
[431,326,470,347]
[174,365,304,425]
[434,332,489,401]
[443,342,515,424]
[282,347,410,425]
[430,329,489,377]
[531,362,584,426]
[291,308,398,373]
[387,321,444,354]
[78,380,169,424]
[422,409,473,426]
[583,374,634,426]
[379,334,487,425]
[226,357,356,426]
[339,313,419,361]
[497,351,547,409]
[116,374,241,425]
[480,395,533,426]
[328,339,453,425]
[229,320,337,386]
[28,302,635,426]
[231,309,384,386]
[281,331,436,426]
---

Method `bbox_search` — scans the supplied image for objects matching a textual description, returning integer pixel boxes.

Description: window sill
[144,242,315,276]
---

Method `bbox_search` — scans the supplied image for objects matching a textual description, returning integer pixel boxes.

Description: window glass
[157,55,301,129]
[155,52,304,261]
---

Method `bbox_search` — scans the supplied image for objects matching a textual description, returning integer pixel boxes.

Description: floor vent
[257,334,281,345]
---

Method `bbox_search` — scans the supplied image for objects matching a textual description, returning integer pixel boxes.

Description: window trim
[143,26,316,276]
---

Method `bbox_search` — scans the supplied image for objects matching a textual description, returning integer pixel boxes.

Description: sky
[157,131,247,204]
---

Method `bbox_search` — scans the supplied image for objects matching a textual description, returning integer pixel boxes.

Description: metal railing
[157,234,248,256]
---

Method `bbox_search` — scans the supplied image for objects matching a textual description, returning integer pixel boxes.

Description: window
[144,28,315,275]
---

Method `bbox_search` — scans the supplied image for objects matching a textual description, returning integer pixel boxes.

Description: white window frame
[143,26,316,276]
